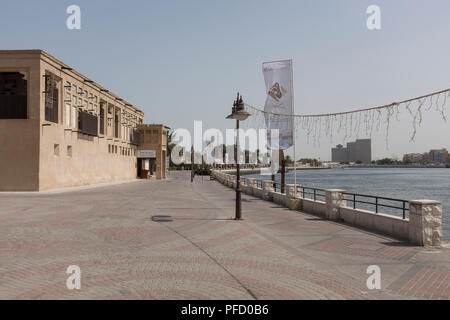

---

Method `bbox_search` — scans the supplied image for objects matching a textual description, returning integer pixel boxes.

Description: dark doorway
[137,158,142,178]
[150,158,156,175]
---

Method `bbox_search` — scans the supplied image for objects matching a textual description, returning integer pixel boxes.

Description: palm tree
[285,155,292,165]
[167,130,177,167]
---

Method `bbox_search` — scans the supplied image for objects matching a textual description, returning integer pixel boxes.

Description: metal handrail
[343,192,409,219]
[247,178,410,220]
[343,192,410,203]
[272,182,286,194]
[257,180,263,188]
[296,186,326,201]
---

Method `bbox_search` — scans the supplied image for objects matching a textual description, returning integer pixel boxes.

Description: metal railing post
[403,201,406,219]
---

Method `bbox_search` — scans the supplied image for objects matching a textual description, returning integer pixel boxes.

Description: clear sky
[2,0,450,160]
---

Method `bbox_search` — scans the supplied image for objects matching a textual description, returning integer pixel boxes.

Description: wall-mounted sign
[137,150,156,158]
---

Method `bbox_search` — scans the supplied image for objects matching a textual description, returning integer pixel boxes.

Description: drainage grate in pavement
[151,215,173,222]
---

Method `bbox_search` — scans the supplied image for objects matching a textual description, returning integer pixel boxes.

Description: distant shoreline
[346,165,449,169]
[286,167,330,171]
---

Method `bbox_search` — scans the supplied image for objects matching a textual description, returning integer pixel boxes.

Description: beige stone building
[0,50,149,191]
[136,124,168,180]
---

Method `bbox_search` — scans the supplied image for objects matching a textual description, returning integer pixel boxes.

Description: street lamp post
[226,93,250,220]
[190,145,194,183]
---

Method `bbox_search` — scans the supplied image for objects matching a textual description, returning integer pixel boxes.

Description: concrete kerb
[0,178,148,195]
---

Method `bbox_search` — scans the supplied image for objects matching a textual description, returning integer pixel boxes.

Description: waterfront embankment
[247,168,450,241]
[224,167,330,176]
[212,170,444,246]
[348,165,449,169]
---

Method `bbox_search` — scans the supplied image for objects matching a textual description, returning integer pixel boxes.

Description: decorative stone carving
[262,180,275,201]
[286,184,298,199]
[246,178,257,188]
[325,189,346,221]
[409,200,442,246]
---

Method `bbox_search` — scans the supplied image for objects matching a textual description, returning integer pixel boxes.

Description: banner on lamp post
[263,59,294,150]
[204,136,215,165]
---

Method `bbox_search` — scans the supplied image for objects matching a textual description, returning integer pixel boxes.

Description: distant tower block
[331,139,371,163]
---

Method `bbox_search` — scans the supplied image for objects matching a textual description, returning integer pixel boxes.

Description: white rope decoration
[242,87,450,149]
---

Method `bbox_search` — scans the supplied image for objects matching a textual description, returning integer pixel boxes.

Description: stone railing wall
[211,170,442,247]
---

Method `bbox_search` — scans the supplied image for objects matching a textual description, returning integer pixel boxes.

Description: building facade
[0,50,145,191]
[403,153,424,163]
[404,148,449,164]
[136,124,168,180]
[331,139,372,163]
[331,144,347,163]
[429,149,449,164]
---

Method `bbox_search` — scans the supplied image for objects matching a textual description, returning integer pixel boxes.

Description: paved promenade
[0,171,449,300]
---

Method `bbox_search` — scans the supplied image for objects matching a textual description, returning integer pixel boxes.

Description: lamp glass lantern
[226,93,250,121]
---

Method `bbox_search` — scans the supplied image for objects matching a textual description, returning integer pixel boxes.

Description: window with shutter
[44,72,60,123]
[0,72,27,119]
[65,103,71,126]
